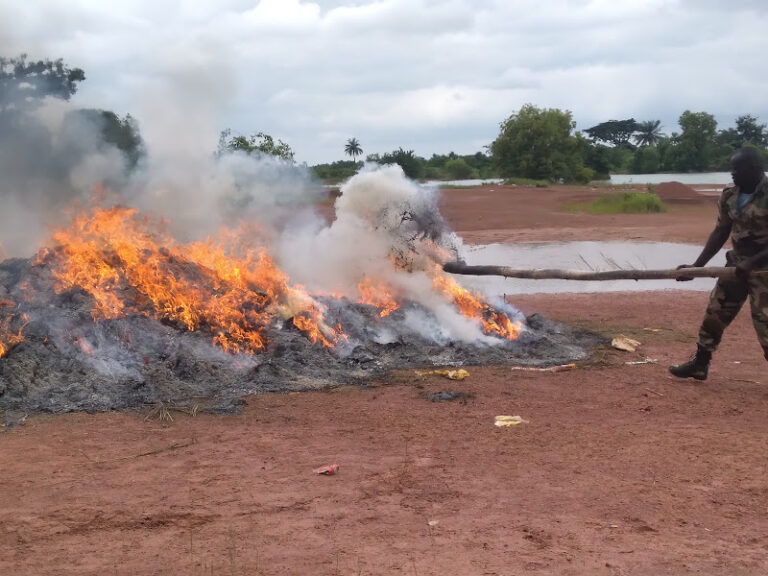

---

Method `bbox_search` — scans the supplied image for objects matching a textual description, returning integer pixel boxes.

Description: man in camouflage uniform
[670,147,768,380]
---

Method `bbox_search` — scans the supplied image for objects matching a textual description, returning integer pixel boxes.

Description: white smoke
[0,50,521,348]
[0,96,132,255]
[0,45,324,254]
[279,164,448,294]
[277,164,506,344]
[120,47,327,245]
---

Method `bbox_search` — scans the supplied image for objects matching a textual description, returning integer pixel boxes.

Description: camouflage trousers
[698,266,768,359]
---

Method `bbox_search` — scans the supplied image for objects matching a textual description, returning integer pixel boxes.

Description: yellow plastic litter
[494,415,529,427]
[611,334,641,352]
[415,368,470,380]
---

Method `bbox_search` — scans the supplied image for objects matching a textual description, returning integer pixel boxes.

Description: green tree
[444,157,473,179]
[217,129,295,162]
[379,147,425,179]
[311,160,358,182]
[734,114,767,147]
[717,127,740,150]
[344,137,363,163]
[0,53,85,111]
[715,115,768,163]
[632,146,661,173]
[633,120,663,147]
[491,104,592,183]
[669,110,718,171]
[101,112,143,166]
[655,136,676,171]
[605,145,635,173]
[423,153,449,179]
[66,109,145,168]
[583,143,612,179]
[584,119,639,147]
[465,151,494,177]
[425,152,450,168]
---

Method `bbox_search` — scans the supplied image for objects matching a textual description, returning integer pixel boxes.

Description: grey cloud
[4,0,768,163]
[679,0,768,12]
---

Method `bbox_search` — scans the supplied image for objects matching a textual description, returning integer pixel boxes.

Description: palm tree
[344,138,363,163]
[634,120,663,147]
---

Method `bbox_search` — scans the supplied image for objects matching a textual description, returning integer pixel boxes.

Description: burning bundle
[2,166,521,358]
[0,300,26,358]
[0,166,598,416]
[36,206,342,354]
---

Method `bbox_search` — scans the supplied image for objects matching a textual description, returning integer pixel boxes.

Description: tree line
[5,54,767,186]
[312,107,768,184]
[312,147,496,182]
[580,111,767,178]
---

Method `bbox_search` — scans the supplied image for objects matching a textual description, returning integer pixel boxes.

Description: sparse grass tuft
[562,191,667,214]
[143,401,199,423]
[438,183,482,189]
[503,177,549,187]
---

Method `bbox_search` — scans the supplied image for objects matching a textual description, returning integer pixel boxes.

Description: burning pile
[40,205,343,354]
[0,166,599,417]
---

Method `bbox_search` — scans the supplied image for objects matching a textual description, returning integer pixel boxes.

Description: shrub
[632,146,661,173]
[503,177,549,187]
[444,158,473,179]
[563,191,667,214]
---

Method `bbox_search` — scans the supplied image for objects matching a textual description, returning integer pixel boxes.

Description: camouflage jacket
[717,175,768,258]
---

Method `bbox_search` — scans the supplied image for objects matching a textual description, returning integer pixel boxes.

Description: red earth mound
[653,181,703,202]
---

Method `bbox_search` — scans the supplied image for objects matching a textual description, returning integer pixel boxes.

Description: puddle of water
[609,172,732,185]
[460,241,727,295]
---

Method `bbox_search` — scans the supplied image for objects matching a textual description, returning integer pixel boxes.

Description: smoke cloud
[0,45,523,349]
[0,95,130,255]
[0,46,324,255]
[276,164,506,344]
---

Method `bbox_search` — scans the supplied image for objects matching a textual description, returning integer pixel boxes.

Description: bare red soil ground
[3,183,768,576]
[438,182,718,244]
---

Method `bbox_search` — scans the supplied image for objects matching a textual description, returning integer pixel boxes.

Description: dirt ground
[438,182,719,244]
[3,183,768,576]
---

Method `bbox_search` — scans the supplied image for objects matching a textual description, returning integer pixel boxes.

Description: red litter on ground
[313,464,339,475]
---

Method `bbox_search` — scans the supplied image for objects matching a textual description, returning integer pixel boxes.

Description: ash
[0,258,604,418]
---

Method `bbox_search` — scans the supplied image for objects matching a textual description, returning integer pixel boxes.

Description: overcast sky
[3,0,768,164]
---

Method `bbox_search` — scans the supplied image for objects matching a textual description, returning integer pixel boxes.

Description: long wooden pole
[442,262,768,281]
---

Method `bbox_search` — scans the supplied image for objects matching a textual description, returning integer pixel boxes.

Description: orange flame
[357,277,399,317]
[292,308,336,347]
[44,206,342,353]
[0,307,27,358]
[431,266,521,340]
[75,337,94,355]
[16,200,522,356]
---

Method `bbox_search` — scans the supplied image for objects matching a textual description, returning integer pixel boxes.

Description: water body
[609,172,732,185]
[459,241,727,296]
[423,174,732,187]
[424,178,504,187]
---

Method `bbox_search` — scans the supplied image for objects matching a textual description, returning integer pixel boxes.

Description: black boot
[669,345,711,380]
